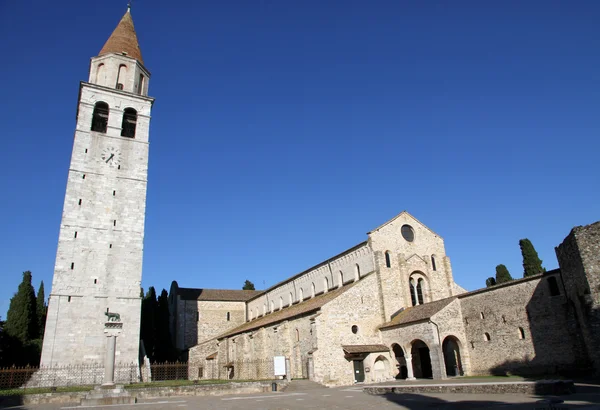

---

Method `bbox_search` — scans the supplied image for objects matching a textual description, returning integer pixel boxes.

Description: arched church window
[417,278,424,305]
[324,277,329,293]
[121,108,137,138]
[385,251,391,268]
[289,292,293,306]
[339,271,344,288]
[311,282,316,298]
[431,255,437,271]
[410,279,417,307]
[91,102,109,133]
[355,264,360,281]
[299,288,304,302]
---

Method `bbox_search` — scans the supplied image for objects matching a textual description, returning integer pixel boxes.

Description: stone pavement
[4,379,600,410]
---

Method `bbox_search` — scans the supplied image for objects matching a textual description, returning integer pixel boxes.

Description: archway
[373,355,390,382]
[391,343,407,379]
[442,336,463,376]
[411,340,433,378]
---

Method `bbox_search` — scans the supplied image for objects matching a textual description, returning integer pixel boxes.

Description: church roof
[98,7,144,64]
[218,278,362,339]
[177,288,261,302]
[379,297,456,329]
[342,345,389,354]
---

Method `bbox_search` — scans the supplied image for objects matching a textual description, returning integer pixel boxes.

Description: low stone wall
[364,380,575,396]
[0,380,288,407]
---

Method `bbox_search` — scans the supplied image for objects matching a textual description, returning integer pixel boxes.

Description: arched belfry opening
[91,102,109,133]
[442,336,463,377]
[121,108,137,137]
[411,339,433,378]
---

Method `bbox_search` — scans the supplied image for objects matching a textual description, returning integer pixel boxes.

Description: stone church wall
[314,273,385,386]
[368,212,456,321]
[246,243,373,320]
[459,272,577,376]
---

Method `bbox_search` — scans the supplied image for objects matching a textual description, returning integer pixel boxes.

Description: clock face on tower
[101,147,121,167]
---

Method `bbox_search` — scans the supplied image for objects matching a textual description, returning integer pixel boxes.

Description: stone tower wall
[40,79,153,366]
[556,221,600,373]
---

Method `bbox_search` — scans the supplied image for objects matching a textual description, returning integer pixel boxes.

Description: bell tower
[40,6,154,367]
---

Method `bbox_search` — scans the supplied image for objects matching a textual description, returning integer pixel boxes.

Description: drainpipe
[428,318,447,379]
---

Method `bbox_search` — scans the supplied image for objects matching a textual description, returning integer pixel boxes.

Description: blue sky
[0,0,598,318]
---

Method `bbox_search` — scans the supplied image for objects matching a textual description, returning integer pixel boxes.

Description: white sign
[273,356,286,376]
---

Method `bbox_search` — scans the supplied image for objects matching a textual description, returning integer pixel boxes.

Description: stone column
[405,354,416,380]
[103,320,123,387]
[103,335,117,387]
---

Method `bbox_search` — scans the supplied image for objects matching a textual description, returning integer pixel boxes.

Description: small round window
[351,325,358,334]
[401,225,415,242]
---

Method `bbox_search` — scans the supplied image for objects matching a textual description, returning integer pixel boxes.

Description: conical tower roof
[98,7,144,64]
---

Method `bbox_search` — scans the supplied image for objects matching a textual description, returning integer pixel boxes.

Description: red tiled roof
[218,277,365,339]
[342,345,389,354]
[99,8,144,64]
[379,297,456,329]
[178,288,261,302]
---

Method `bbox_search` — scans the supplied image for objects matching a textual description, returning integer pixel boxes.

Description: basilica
[41,6,600,388]
[172,211,600,386]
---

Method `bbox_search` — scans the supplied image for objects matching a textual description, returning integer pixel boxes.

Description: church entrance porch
[411,340,433,379]
[392,343,408,379]
[442,335,463,377]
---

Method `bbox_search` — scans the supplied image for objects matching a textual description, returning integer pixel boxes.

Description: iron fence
[149,362,189,381]
[0,363,139,390]
[0,359,277,390]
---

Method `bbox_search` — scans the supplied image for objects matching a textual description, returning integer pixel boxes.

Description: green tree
[5,271,38,342]
[36,281,47,338]
[154,289,176,362]
[519,239,545,277]
[140,287,157,360]
[495,264,513,284]
[242,280,255,290]
[485,277,496,287]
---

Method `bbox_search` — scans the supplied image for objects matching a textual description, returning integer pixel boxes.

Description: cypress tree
[242,280,255,290]
[140,287,157,360]
[495,264,513,284]
[485,277,496,287]
[519,239,545,277]
[5,271,38,342]
[154,289,175,362]
[36,281,47,338]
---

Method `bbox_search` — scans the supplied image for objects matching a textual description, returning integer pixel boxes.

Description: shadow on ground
[381,391,600,409]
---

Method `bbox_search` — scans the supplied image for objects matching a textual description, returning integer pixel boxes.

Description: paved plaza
[4,380,600,410]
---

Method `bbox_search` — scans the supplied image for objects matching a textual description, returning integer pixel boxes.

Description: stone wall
[41,79,153,367]
[314,273,388,386]
[246,243,373,320]
[556,221,600,373]
[368,212,456,321]
[459,272,578,376]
